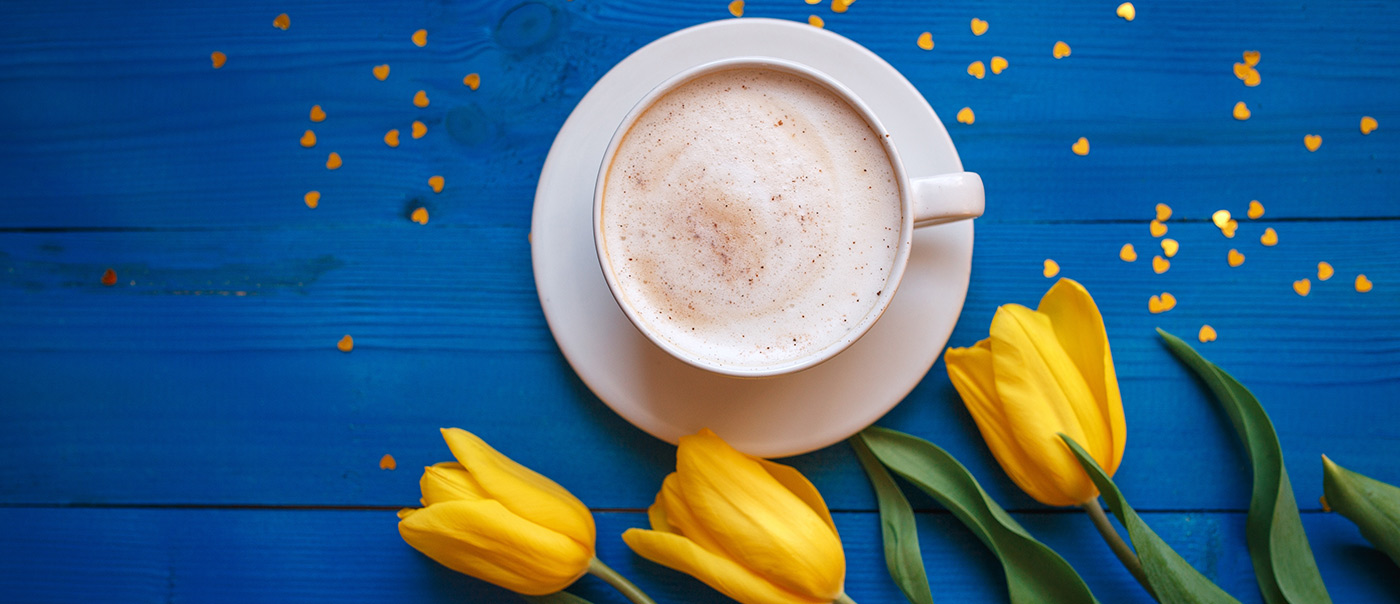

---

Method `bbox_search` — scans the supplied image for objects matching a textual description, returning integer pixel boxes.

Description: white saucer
[530,18,974,458]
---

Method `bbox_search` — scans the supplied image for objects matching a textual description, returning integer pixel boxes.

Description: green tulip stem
[1082,501,1153,596]
[833,591,859,604]
[587,558,657,604]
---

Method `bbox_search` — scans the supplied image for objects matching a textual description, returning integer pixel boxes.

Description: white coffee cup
[594,57,983,378]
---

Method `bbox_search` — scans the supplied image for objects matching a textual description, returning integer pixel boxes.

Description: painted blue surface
[1,0,1398,602]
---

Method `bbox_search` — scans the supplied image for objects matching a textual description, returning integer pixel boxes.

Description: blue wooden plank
[1,508,1395,604]
[0,0,1396,227]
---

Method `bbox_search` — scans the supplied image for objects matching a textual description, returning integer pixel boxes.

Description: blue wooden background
[2,0,1398,602]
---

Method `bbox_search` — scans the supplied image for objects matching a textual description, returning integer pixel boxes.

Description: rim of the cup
[593,56,916,378]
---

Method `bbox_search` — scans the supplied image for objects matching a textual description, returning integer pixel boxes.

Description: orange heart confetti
[728,0,744,17]
[463,73,480,90]
[412,121,427,139]
[808,15,824,28]
[1260,227,1278,246]
[1221,219,1238,238]
[1355,274,1373,293]
[967,61,986,79]
[273,13,290,30]
[1233,63,1250,80]
[373,64,390,80]
[1198,325,1217,343]
[990,56,1008,74]
[1212,209,1231,229]
[1071,137,1089,156]
[384,129,400,147]
[1053,41,1071,59]
[337,335,354,352]
[1148,293,1176,314]
[413,90,429,108]
[1233,101,1251,121]
[1247,200,1264,219]
[1119,243,1138,262]
[1361,116,1378,135]
[429,175,444,193]
[1243,50,1260,67]
[411,207,429,225]
[1152,255,1170,274]
[806,0,819,3]
[211,51,227,69]
[1243,69,1260,87]
[1318,262,1334,281]
[971,18,989,36]
[1155,203,1172,222]
[1150,220,1167,237]
[1161,238,1179,258]
[1293,279,1311,297]
[957,107,975,124]
[310,105,326,122]
[1043,259,1060,278]
[1227,249,1245,267]
[1304,134,1321,152]
[326,152,342,170]
[300,130,317,148]
[1116,2,1136,21]
[304,191,320,209]
[832,0,852,14]
[917,32,933,51]
[101,268,117,286]
[411,29,427,47]
[379,454,397,470]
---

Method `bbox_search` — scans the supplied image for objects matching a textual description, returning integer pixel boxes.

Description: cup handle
[910,172,985,228]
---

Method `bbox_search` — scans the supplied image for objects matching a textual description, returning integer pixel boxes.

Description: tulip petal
[440,428,595,548]
[648,488,674,534]
[989,305,1099,506]
[1037,278,1126,476]
[622,529,826,604]
[675,429,845,601]
[659,473,731,557]
[421,464,489,506]
[752,457,838,537]
[398,499,591,595]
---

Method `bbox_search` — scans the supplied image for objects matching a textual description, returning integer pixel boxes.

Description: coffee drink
[600,67,902,369]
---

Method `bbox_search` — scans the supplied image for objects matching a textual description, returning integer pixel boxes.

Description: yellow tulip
[622,429,848,604]
[397,428,595,595]
[944,278,1126,507]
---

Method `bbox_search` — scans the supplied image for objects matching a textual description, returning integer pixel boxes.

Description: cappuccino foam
[600,67,901,369]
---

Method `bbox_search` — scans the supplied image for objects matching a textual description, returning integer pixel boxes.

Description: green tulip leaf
[1061,434,1241,604]
[1158,329,1331,604]
[521,591,596,604]
[1321,455,1400,567]
[857,426,1101,604]
[850,434,936,604]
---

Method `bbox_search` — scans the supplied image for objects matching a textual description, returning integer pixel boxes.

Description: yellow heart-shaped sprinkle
[211,51,227,69]
[373,64,390,80]
[1116,2,1136,21]
[1260,227,1278,246]
[729,0,744,17]
[300,130,317,148]
[1155,203,1172,222]
[273,13,290,30]
[990,56,1008,74]
[1355,274,1373,293]
[1361,116,1378,135]
[337,335,354,352]
[411,207,429,224]
[967,61,986,79]
[1243,50,1260,67]
[1148,293,1176,314]
[413,90,429,108]
[1247,200,1264,219]
[1071,137,1089,156]
[1304,134,1321,152]
[1161,238,1179,258]
[1233,63,1250,80]
[1227,249,1245,267]
[1119,243,1138,262]
[463,73,480,90]
[304,191,320,209]
[1053,41,1071,59]
[310,105,326,122]
[1150,219,1167,237]
[832,0,852,14]
[1221,219,1238,238]
[917,32,933,51]
[379,454,397,470]
[1161,292,1177,311]
[428,175,444,193]
[806,0,819,4]
[411,29,427,47]
[971,18,988,36]
[1318,261,1334,281]
[808,15,824,28]
[326,152,342,170]
[1293,278,1311,296]
[1212,209,1232,228]
[957,107,975,124]
[1043,259,1060,278]
[1244,69,1261,87]
[412,121,427,139]
[1233,101,1251,121]
[1198,325,1217,343]
[1153,255,1170,274]
[384,129,400,147]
